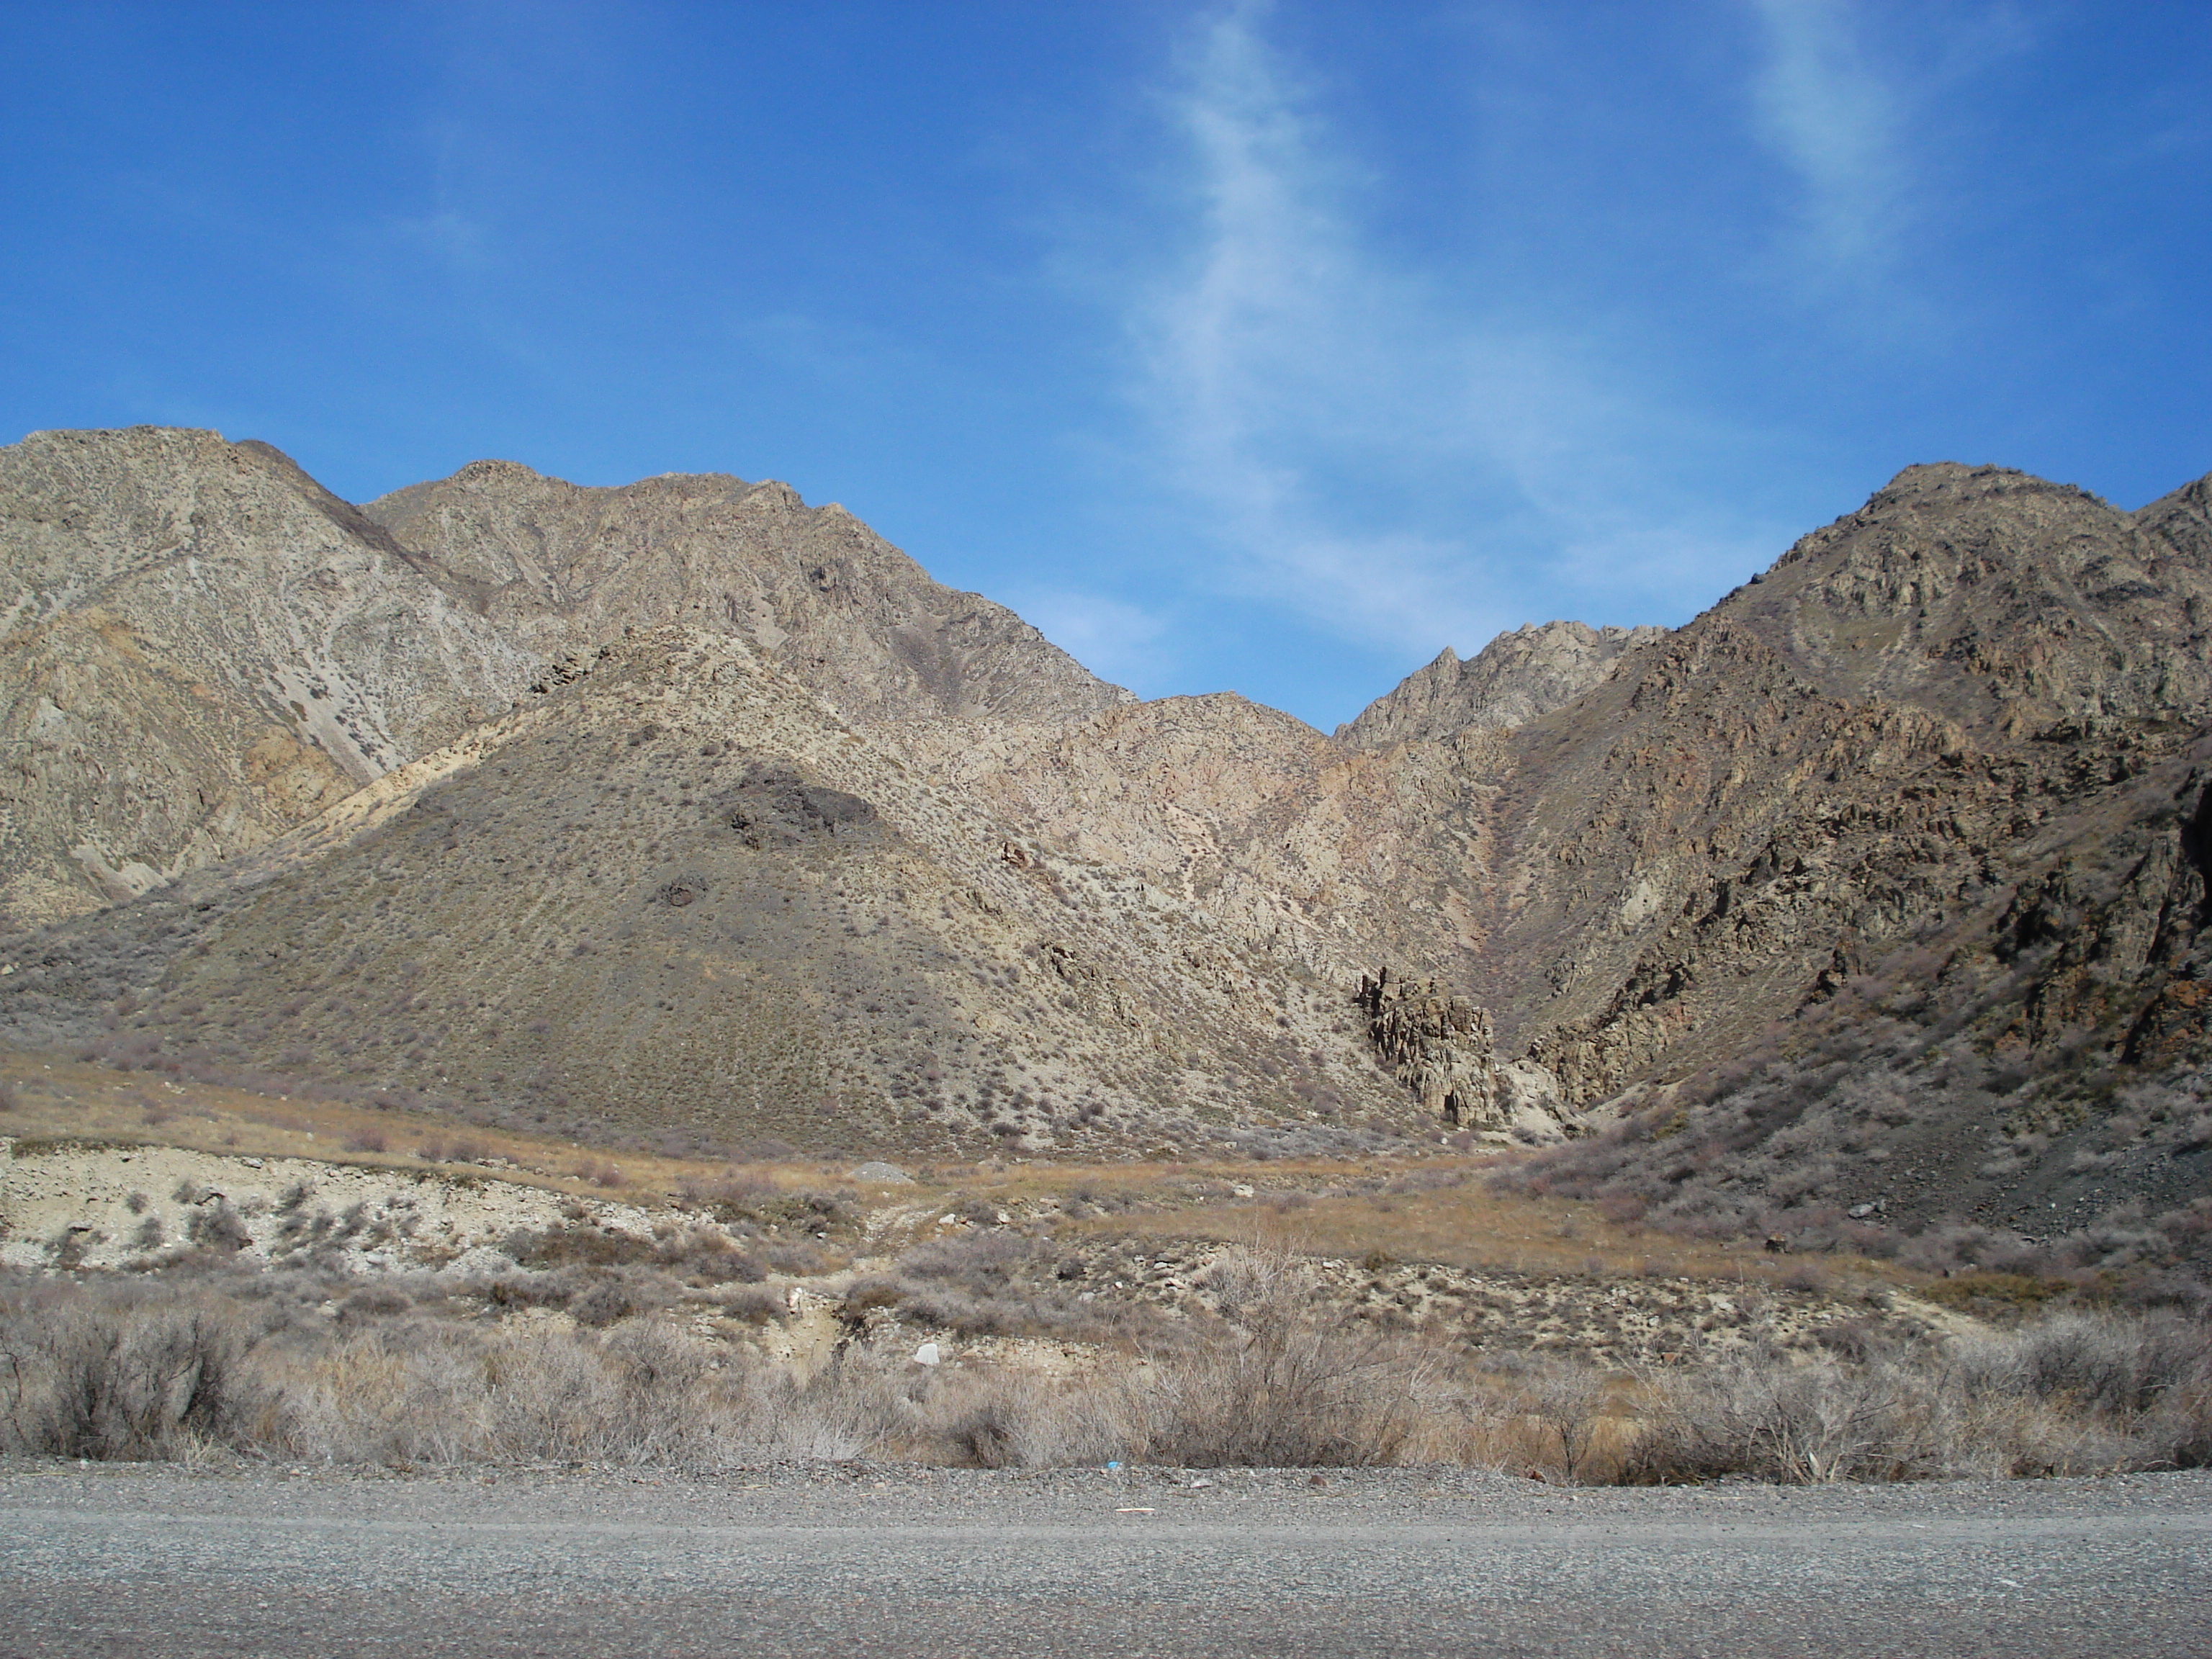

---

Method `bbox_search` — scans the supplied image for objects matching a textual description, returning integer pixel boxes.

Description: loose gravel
[3,1460,2208,1656]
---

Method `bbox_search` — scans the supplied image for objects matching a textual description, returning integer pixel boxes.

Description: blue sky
[3,1,2207,729]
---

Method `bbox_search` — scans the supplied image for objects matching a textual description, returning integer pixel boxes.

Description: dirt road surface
[3,1463,2207,1657]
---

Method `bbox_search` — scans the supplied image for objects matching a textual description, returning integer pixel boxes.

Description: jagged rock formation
[1354,966,1563,1138]
[1336,621,1665,750]
[1357,967,1498,1126]
[1737,463,2212,731]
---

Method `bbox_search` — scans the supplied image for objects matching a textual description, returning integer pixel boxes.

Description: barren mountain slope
[1465,464,2212,1096]
[364,458,1129,727]
[0,630,1411,1159]
[900,464,2212,1135]
[1730,463,2212,730]
[0,428,529,929]
[1336,621,1665,750]
[1341,464,2212,1251]
[0,429,1128,930]
[1500,714,2212,1254]
[882,695,1475,982]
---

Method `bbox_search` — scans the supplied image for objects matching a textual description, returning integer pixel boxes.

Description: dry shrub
[1527,1363,1610,1480]
[677,1169,777,1215]
[270,1319,747,1466]
[568,1274,668,1328]
[912,1366,1133,1470]
[1120,1247,1423,1467]
[1624,1351,1960,1483]
[9,1264,2205,1483]
[0,1290,268,1460]
[1626,1313,2212,1484]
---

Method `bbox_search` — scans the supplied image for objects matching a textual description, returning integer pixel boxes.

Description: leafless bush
[1529,1364,1609,1481]
[1955,1311,2212,1421]
[184,1198,252,1253]
[1627,1313,2212,1483]
[8,1262,2206,1483]
[676,1169,776,1214]
[1625,1349,1954,1483]
[505,1223,766,1287]
[268,1319,748,1466]
[1119,1247,1424,1467]
[920,1367,1133,1470]
[0,1290,268,1460]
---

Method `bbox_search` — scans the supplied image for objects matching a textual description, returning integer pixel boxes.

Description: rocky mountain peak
[365,455,1130,728]
[1719,462,2212,736]
[1336,619,1664,750]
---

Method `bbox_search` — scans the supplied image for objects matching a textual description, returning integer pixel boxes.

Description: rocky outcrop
[1336,621,1663,750]
[1356,967,1563,1136]
[721,761,884,851]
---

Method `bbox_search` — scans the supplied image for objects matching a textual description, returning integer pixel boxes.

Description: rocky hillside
[363,457,1129,728]
[1335,621,1664,750]
[834,463,2212,1256]
[0,428,1123,930]
[4,431,2211,1267]
[0,628,1419,1159]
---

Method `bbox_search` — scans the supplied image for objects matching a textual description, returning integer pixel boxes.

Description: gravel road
[2,1462,2206,1658]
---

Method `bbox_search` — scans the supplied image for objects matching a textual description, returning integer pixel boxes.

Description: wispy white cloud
[1745,0,1907,274]
[1134,0,1482,652]
[1122,1,1786,660]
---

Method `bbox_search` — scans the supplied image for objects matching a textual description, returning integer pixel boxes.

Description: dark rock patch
[724,763,881,850]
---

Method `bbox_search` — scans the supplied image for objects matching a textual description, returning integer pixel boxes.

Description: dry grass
[0,1048,876,1212]
[1071,1168,1905,1293]
[0,1051,1757,1277]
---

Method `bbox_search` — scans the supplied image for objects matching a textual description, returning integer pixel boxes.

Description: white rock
[913,1341,941,1367]
[849,1161,914,1184]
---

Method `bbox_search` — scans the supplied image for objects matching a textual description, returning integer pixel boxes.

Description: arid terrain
[4,427,2212,1491]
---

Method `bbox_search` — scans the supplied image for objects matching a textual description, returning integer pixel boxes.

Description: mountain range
[5,426,2210,1266]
